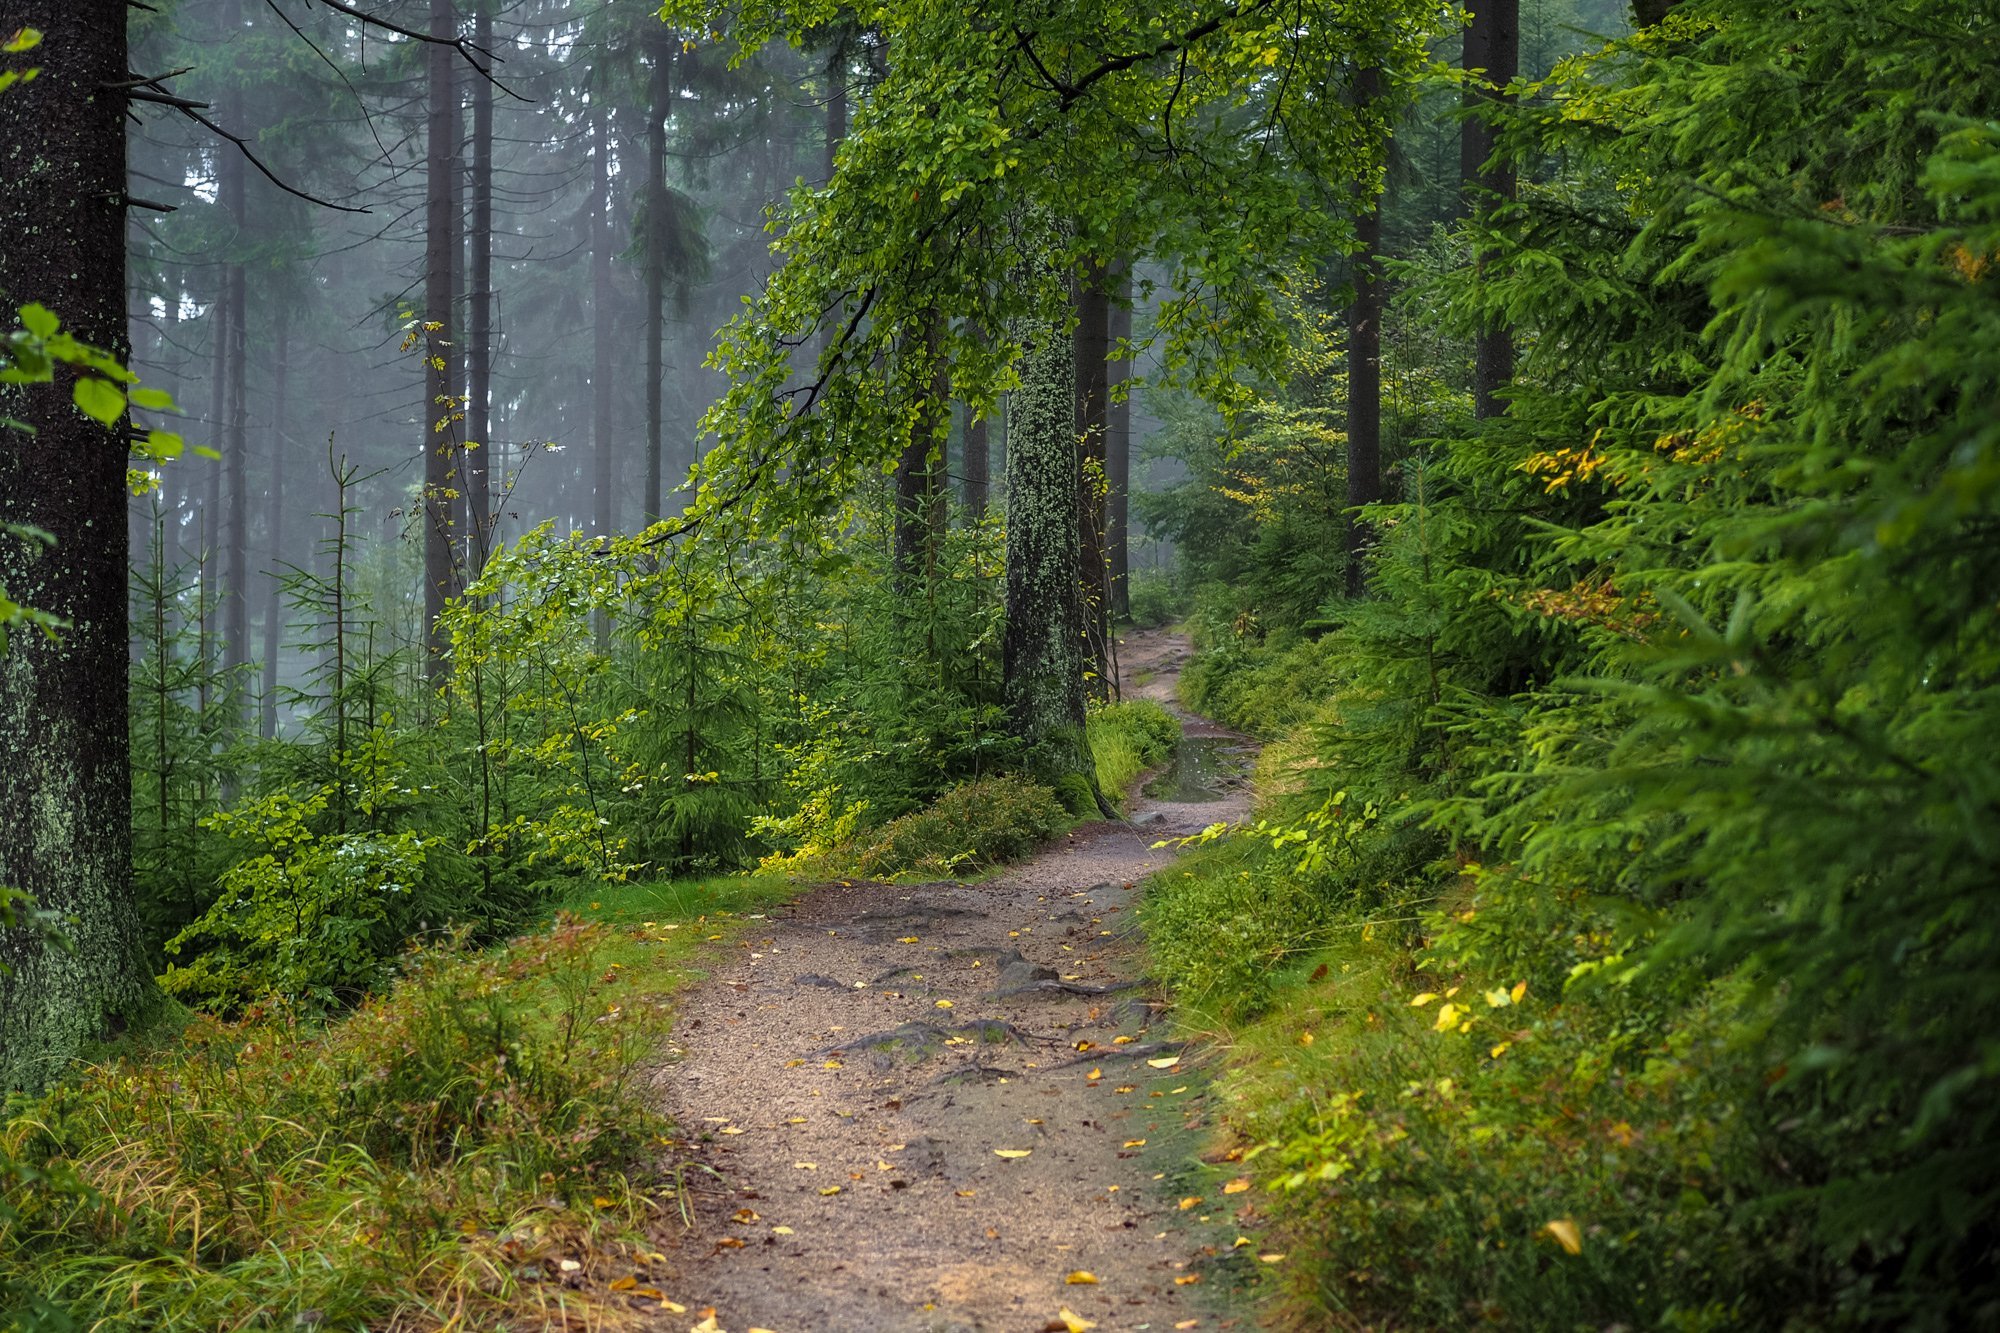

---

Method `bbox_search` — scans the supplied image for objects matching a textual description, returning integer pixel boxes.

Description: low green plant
[1087,697,1181,803]
[787,775,1069,880]
[0,897,752,1331]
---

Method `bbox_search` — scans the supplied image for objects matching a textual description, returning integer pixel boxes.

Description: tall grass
[0,877,786,1331]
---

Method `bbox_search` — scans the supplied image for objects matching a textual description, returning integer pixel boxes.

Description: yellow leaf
[659,1298,687,1313]
[689,1316,721,1333]
[1113,1035,1136,1044]
[719,1126,744,1135]
[1065,1270,1099,1284]
[592,1195,614,1208]
[1178,1196,1202,1210]
[1490,1041,1512,1059]
[898,936,920,944]
[1258,1252,1286,1263]
[1174,1274,1201,1285]
[994,1148,1033,1159]
[1484,988,1512,1008]
[771,1225,794,1235]
[1222,1177,1251,1194]
[1147,1056,1180,1069]
[1123,1139,1147,1148]
[731,1208,760,1223]
[1087,1067,1103,1081]
[1299,1031,1314,1046]
[819,1186,842,1195]
[794,1161,817,1170]
[1544,1218,1582,1254]
[823,1059,843,1069]
[1055,1308,1098,1332]
[1511,980,1528,1003]
[935,999,954,1009]
[1433,1003,1464,1033]
[1409,992,1439,1007]
[609,1276,638,1292]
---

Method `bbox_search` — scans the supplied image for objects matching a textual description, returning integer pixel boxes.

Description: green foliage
[1149,2,2000,1326]
[815,776,1069,881]
[0,912,697,1331]
[1087,697,1180,803]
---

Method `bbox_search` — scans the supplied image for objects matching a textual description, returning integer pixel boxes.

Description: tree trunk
[1004,244,1106,812]
[643,27,672,526]
[220,0,249,745]
[961,386,990,519]
[591,96,614,543]
[1345,70,1385,598]
[1072,266,1111,694]
[1106,261,1132,621]
[422,0,461,675]
[466,0,494,569]
[823,36,846,184]
[1467,0,1518,419]
[260,316,289,740]
[0,0,151,1088]
[893,313,948,584]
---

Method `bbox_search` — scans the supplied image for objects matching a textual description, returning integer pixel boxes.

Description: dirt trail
[651,630,1252,1332]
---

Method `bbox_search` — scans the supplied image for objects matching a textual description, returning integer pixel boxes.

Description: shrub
[848,776,1069,878]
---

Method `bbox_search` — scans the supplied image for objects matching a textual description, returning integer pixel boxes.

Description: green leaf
[17,303,57,339]
[72,376,125,426]
[129,386,177,411]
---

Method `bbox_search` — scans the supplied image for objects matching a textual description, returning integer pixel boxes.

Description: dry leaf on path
[1064,1270,1098,1284]
[1223,1177,1251,1194]
[1147,1056,1180,1069]
[993,1148,1033,1159]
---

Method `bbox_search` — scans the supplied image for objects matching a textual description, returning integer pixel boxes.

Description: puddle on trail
[1143,734,1251,802]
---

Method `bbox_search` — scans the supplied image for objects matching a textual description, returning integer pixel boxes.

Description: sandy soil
[646,630,1254,1333]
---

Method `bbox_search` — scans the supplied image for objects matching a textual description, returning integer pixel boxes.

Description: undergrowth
[0,875,788,1332]
[1088,697,1181,806]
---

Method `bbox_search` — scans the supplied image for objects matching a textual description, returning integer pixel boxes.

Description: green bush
[848,776,1070,878]
[1088,698,1182,803]
[1123,569,1187,628]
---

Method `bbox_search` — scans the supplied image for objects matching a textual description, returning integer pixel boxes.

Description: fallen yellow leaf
[771,1225,794,1235]
[1113,1035,1136,1045]
[1055,1308,1098,1332]
[1065,1270,1099,1285]
[1122,1139,1147,1148]
[609,1275,638,1292]
[1179,1196,1202,1210]
[1176,1321,1200,1330]
[935,999,954,1009]
[1222,1177,1251,1194]
[898,936,920,944]
[1147,1056,1180,1069]
[1409,991,1439,1007]
[1258,1252,1287,1263]
[718,1126,744,1135]
[1087,1067,1103,1081]
[1174,1274,1200,1285]
[793,1161,817,1169]
[689,1316,720,1333]
[994,1148,1033,1159]
[819,1186,842,1195]
[659,1297,687,1313]
[1544,1218,1582,1254]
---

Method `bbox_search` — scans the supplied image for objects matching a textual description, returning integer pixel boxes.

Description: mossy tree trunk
[1004,280,1110,814]
[0,0,152,1089]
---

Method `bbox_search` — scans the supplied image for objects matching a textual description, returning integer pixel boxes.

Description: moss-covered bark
[1003,282,1106,811]
[0,2,153,1089]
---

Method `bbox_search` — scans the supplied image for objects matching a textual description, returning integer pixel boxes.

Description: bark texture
[1004,286,1099,806]
[1072,268,1110,694]
[1106,263,1132,621]
[466,0,494,564]
[422,0,460,672]
[1345,68,1386,598]
[1468,0,1518,419]
[0,0,152,1088]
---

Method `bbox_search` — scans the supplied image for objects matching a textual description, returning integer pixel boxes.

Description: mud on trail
[649,631,1255,1332]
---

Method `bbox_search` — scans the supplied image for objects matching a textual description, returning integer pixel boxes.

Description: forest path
[647,629,1256,1333]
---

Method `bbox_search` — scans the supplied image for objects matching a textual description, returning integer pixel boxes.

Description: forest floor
[647,630,1260,1332]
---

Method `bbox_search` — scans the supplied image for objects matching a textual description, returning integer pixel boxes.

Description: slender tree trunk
[1467,0,1518,419]
[260,317,289,740]
[892,312,948,584]
[1106,260,1133,621]
[1004,272,1104,811]
[1345,68,1386,598]
[466,0,494,569]
[422,0,460,676]
[823,37,846,184]
[219,0,249,745]
[200,269,226,728]
[961,384,990,520]
[0,0,151,1088]
[591,97,614,543]
[1072,266,1111,695]
[643,28,673,526]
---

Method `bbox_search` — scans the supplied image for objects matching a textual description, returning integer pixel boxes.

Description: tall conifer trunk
[0,0,151,1088]
[1106,262,1133,621]
[1466,1,1518,418]
[219,0,249,743]
[422,0,460,673]
[1072,267,1110,694]
[591,97,613,544]
[1004,296,1100,807]
[260,317,289,740]
[1345,66,1386,598]
[643,27,672,526]
[466,0,494,567]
